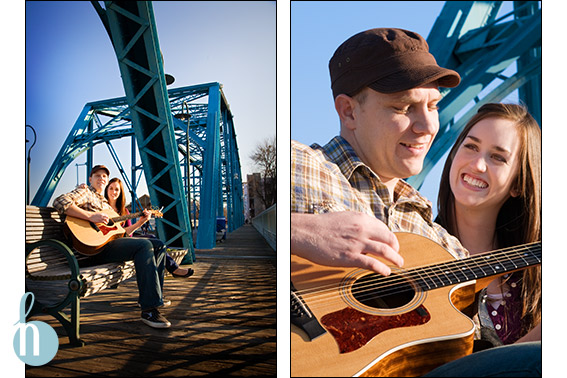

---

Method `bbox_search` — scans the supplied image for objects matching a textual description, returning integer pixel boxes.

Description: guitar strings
[298,243,541,304]
[293,243,541,307]
[299,244,541,309]
[301,252,542,310]
[296,242,541,298]
[294,242,541,298]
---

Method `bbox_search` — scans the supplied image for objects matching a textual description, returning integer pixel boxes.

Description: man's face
[343,83,442,185]
[89,170,108,194]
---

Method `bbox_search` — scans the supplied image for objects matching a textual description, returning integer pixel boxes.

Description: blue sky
[25,1,276,205]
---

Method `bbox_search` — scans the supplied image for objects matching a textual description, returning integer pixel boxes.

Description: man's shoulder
[291,138,336,159]
[292,139,325,159]
[292,139,320,151]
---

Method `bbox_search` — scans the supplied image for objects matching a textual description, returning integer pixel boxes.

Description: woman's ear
[510,184,521,198]
[334,94,357,130]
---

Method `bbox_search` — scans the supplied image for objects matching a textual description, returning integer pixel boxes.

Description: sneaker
[141,308,171,328]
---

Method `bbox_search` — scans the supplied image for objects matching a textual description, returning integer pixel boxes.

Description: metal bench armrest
[26,239,82,284]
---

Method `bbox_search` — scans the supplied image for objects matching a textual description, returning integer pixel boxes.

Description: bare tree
[249,135,276,208]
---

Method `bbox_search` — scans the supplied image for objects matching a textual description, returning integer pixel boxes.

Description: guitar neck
[409,242,541,291]
[112,211,147,223]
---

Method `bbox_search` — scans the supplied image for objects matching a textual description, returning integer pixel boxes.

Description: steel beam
[196,84,222,249]
[407,1,541,189]
[103,1,192,251]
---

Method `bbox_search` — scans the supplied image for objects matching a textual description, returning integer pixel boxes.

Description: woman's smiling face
[106,181,121,202]
[449,116,522,211]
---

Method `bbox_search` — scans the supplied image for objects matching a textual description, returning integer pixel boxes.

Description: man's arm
[64,203,109,224]
[291,211,403,276]
[53,186,109,224]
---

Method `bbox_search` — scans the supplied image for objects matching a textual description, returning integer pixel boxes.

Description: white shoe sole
[141,318,171,328]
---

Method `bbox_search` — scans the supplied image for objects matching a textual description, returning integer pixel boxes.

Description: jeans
[423,341,541,377]
[137,233,178,274]
[165,253,179,273]
[82,237,167,311]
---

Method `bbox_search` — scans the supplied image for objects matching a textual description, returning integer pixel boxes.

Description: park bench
[25,205,186,346]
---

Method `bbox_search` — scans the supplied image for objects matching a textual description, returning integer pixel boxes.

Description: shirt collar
[316,135,433,211]
[395,179,433,210]
[89,185,107,201]
[316,136,367,181]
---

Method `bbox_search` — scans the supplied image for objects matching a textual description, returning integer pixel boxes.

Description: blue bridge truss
[408,1,541,188]
[31,1,245,258]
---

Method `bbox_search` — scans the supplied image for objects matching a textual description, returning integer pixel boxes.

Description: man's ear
[334,94,357,130]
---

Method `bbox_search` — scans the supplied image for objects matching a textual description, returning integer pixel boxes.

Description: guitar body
[64,208,126,256]
[291,232,477,377]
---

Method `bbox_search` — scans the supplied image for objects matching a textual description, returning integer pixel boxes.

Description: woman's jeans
[423,341,541,377]
[81,237,167,311]
[165,253,179,273]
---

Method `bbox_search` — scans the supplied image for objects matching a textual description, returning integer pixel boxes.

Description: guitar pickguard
[98,224,119,235]
[320,305,430,354]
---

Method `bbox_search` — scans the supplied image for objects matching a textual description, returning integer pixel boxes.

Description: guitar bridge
[291,282,327,341]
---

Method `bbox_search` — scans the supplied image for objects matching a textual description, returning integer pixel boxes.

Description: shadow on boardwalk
[26,224,276,377]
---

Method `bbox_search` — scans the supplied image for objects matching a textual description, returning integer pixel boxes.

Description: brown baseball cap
[329,28,461,98]
[90,165,110,176]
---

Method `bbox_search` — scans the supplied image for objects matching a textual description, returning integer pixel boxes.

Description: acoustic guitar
[64,208,163,256]
[291,232,541,377]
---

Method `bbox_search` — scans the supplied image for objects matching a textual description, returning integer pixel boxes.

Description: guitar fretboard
[409,242,541,291]
[112,212,145,223]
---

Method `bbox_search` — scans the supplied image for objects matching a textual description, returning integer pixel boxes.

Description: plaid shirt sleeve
[291,140,371,215]
[430,221,469,259]
[52,186,100,215]
[390,181,469,259]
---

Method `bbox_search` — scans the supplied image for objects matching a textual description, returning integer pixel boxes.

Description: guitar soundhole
[351,273,415,310]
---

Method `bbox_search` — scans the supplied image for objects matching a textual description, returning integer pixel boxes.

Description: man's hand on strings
[90,212,109,224]
[291,211,403,276]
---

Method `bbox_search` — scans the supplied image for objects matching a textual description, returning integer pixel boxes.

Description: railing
[251,204,276,251]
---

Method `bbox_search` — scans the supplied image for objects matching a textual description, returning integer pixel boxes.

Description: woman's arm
[515,322,541,343]
[123,209,151,236]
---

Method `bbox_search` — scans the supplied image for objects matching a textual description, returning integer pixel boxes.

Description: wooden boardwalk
[25,224,276,377]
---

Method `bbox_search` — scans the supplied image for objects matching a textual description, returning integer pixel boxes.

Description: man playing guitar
[53,165,172,329]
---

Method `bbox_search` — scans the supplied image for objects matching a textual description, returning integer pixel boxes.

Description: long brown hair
[436,103,541,333]
[105,177,127,216]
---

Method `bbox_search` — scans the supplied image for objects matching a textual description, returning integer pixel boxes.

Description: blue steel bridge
[30,2,245,261]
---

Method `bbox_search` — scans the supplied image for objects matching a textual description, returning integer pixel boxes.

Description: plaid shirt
[291,136,468,259]
[53,185,113,216]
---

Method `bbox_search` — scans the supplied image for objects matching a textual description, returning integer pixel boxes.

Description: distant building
[243,181,250,222]
[126,194,152,212]
[246,173,267,219]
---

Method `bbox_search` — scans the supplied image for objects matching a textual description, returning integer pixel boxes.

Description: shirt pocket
[310,200,347,214]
